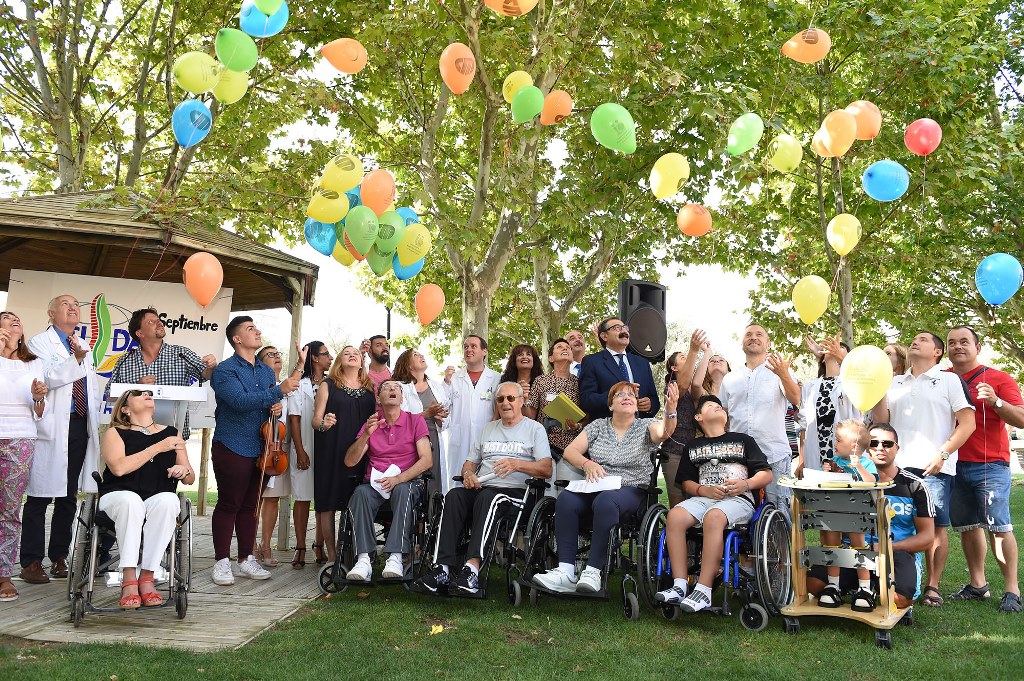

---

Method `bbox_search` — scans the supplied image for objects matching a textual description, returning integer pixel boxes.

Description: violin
[257,412,288,476]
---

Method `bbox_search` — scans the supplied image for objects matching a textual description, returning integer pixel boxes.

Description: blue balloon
[345,187,362,211]
[171,99,212,148]
[239,0,289,38]
[862,160,910,202]
[392,253,424,280]
[396,207,420,226]
[975,253,1024,305]
[304,217,336,256]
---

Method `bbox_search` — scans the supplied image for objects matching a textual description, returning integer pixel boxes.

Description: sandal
[312,543,327,565]
[948,582,991,601]
[292,547,307,570]
[0,578,18,603]
[922,585,944,607]
[851,588,876,612]
[138,576,163,607]
[119,580,142,610]
[817,584,843,608]
[255,544,280,567]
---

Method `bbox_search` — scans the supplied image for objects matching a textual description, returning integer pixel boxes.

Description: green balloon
[727,112,764,156]
[376,211,407,253]
[511,86,544,124]
[366,244,394,277]
[590,103,636,154]
[345,205,379,255]
[215,28,258,73]
[253,0,284,14]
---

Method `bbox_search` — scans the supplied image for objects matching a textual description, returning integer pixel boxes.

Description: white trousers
[97,491,179,573]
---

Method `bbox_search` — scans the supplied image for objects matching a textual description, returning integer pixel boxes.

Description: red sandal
[120,580,142,609]
[138,576,163,607]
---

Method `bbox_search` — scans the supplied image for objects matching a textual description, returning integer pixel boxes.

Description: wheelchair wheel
[175,497,193,592]
[508,579,522,606]
[753,506,792,615]
[740,603,769,632]
[175,588,188,619]
[523,497,557,577]
[71,595,85,628]
[637,504,670,609]
[623,591,640,621]
[68,497,94,602]
[661,604,679,621]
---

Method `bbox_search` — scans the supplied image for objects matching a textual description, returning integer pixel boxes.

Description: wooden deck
[0,511,323,652]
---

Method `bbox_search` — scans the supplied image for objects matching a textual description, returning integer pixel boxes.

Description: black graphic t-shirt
[676,432,771,505]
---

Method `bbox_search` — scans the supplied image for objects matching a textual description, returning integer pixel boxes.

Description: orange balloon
[781,28,832,64]
[482,0,540,17]
[359,169,396,217]
[415,284,445,326]
[820,109,857,156]
[676,204,712,237]
[439,42,476,95]
[811,128,834,157]
[540,90,573,125]
[343,232,366,262]
[321,38,368,74]
[846,100,881,140]
[182,252,223,308]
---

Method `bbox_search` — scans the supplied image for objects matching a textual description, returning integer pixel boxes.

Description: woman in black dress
[313,345,375,563]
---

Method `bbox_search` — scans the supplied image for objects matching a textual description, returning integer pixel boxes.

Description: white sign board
[6,269,233,428]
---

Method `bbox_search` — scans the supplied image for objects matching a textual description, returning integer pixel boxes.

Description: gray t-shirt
[469,418,552,489]
[583,417,658,488]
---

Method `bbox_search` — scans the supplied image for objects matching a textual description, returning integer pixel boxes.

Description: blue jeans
[906,468,953,528]
[949,461,1013,533]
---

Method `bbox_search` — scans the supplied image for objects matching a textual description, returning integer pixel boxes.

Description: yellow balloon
[172,51,221,94]
[792,275,831,324]
[826,213,862,256]
[767,133,803,173]
[212,68,248,104]
[840,345,893,411]
[331,241,355,266]
[320,154,363,193]
[306,188,350,224]
[649,153,690,199]
[396,223,431,266]
[502,70,534,104]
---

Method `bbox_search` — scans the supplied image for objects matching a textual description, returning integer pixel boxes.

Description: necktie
[615,354,629,382]
[68,336,87,417]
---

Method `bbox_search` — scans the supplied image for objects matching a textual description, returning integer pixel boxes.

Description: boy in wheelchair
[655,395,773,612]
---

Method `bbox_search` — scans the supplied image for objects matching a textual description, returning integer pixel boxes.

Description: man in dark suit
[579,317,661,420]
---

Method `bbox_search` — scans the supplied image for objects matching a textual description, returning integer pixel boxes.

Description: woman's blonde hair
[327,345,372,391]
[109,389,148,429]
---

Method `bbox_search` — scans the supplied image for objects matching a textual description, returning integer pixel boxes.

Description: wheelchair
[513,451,663,620]
[318,476,443,594]
[637,490,792,631]
[410,476,548,600]
[67,472,193,626]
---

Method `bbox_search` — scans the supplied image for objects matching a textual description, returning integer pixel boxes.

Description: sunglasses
[495,395,519,403]
[128,390,154,397]
[869,439,896,449]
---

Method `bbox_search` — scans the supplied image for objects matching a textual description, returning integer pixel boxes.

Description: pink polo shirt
[358,410,429,478]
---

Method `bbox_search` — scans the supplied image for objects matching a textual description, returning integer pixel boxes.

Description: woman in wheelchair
[532,381,679,593]
[99,389,194,609]
[654,395,772,612]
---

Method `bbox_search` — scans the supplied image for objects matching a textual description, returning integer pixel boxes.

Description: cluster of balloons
[182,251,224,308]
[976,253,1024,305]
[170,0,289,147]
[503,71,573,126]
[303,156,432,281]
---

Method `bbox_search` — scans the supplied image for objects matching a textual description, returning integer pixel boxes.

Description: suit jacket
[579,349,660,419]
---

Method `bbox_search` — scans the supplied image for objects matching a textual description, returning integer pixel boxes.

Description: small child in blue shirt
[819,419,877,611]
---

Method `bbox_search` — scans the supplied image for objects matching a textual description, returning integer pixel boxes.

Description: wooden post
[277,276,305,551]
[197,427,212,516]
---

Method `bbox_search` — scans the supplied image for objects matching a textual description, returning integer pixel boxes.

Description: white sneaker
[212,558,235,586]
[680,588,712,613]
[382,555,405,579]
[347,556,372,582]
[532,567,578,593]
[576,567,602,593]
[237,555,271,580]
[655,584,688,605]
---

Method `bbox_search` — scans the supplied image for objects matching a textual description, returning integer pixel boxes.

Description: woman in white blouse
[391,349,451,495]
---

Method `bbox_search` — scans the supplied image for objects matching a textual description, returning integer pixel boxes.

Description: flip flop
[0,579,18,603]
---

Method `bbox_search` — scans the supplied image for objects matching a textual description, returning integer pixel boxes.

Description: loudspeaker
[617,279,667,362]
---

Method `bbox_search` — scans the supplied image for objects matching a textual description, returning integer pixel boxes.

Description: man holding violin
[209,316,304,587]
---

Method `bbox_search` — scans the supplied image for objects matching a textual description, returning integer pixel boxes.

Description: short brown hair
[128,307,158,342]
[0,312,38,362]
[607,381,639,409]
[835,419,870,451]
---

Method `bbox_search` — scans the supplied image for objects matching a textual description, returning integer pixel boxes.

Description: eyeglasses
[869,439,896,449]
[261,352,282,359]
[604,323,629,333]
[128,390,154,397]
[495,395,519,403]
[316,351,332,357]
[612,391,637,400]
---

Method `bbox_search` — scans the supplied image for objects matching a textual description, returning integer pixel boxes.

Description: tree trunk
[830,157,854,345]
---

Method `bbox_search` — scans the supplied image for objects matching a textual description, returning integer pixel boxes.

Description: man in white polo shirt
[872,330,975,607]
[718,323,800,517]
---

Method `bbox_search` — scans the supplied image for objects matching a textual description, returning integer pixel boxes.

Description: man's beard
[372,352,390,367]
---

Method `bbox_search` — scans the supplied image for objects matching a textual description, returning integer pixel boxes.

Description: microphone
[178,352,209,386]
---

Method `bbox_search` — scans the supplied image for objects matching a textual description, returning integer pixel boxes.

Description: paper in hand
[370,464,401,499]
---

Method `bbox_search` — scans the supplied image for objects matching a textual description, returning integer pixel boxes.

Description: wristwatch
[939,450,950,461]
[995,398,1004,409]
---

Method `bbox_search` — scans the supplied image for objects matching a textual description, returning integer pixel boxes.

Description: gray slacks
[348,480,423,556]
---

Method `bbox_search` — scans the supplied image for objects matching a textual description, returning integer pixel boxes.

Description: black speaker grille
[626,305,667,360]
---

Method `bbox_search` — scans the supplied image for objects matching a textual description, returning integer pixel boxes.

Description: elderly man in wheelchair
[654,395,774,613]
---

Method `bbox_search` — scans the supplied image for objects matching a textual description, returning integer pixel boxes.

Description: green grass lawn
[4,483,1024,681]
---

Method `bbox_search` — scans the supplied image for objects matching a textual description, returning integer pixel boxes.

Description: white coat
[399,378,452,480]
[443,367,500,495]
[26,327,102,496]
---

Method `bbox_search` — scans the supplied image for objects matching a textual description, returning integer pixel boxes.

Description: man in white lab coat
[20,294,101,584]
[443,335,500,495]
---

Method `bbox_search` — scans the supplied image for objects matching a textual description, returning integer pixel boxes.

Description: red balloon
[904,118,942,156]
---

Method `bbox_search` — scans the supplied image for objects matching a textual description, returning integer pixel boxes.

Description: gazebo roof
[0,190,317,312]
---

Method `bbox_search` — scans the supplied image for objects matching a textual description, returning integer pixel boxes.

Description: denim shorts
[676,495,755,527]
[949,461,1013,533]
[905,468,953,528]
